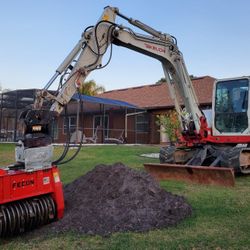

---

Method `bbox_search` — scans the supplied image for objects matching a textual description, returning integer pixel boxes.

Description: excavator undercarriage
[144,144,250,187]
[160,144,250,173]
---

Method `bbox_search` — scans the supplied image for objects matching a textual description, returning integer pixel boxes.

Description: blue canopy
[72,94,138,109]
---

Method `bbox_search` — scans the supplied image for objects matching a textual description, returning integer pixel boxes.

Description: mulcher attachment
[0,165,64,237]
[0,195,56,237]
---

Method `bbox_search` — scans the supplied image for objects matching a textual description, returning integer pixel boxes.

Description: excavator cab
[213,77,250,135]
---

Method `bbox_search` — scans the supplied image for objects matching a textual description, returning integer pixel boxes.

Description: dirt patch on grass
[46,163,192,236]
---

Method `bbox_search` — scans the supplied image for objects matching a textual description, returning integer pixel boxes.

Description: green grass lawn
[0,143,250,250]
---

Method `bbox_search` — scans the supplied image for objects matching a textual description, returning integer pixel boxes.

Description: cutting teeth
[0,195,56,237]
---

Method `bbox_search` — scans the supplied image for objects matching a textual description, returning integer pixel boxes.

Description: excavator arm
[36,6,203,135]
[16,5,219,180]
[111,21,202,133]
[18,6,238,186]
[35,7,118,113]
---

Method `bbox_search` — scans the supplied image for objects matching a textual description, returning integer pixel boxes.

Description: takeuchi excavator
[0,6,249,237]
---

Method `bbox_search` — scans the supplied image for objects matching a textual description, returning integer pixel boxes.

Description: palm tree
[79,80,105,96]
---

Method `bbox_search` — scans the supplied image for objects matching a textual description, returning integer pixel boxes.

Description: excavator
[0,6,249,237]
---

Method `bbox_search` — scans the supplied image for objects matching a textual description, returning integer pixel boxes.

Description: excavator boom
[18,7,249,189]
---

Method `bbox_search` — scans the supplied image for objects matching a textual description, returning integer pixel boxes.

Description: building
[97,75,215,144]
[0,89,37,141]
[0,76,215,144]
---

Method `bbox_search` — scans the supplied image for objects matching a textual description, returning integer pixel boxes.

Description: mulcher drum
[48,163,192,236]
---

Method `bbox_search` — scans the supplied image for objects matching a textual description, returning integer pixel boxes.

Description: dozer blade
[144,163,235,187]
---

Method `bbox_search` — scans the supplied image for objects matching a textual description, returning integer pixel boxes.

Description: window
[51,119,58,140]
[215,78,249,133]
[136,113,149,132]
[93,115,109,137]
[63,116,77,134]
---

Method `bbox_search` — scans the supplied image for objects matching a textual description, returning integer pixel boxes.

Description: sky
[0,0,250,91]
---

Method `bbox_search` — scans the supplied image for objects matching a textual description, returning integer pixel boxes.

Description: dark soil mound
[49,163,192,236]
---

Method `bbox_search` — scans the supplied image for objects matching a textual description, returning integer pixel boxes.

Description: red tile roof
[98,76,216,109]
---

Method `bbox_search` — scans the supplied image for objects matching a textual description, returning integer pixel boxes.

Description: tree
[156,75,197,84]
[156,77,166,84]
[189,75,197,80]
[156,110,181,144]
[0,82,11,93]
[79,80,105,96]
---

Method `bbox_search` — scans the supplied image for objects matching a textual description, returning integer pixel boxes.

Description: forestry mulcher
[1,6,249,236]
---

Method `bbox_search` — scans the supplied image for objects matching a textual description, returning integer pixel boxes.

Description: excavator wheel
[159,146,175,164]
[0,194,56,237]
[160,145,197,164]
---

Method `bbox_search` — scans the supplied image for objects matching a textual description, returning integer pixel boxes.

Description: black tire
[159,146,176,163]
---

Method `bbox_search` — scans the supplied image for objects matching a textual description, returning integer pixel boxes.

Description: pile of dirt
[48,163,192,236]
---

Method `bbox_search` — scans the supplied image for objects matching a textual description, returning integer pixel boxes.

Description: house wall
[54,109,173,144]
[149,111,161,144]
[55,110,135,143]
[55,113,95,143]
[0,104,212,144]
[0,83,213,144]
